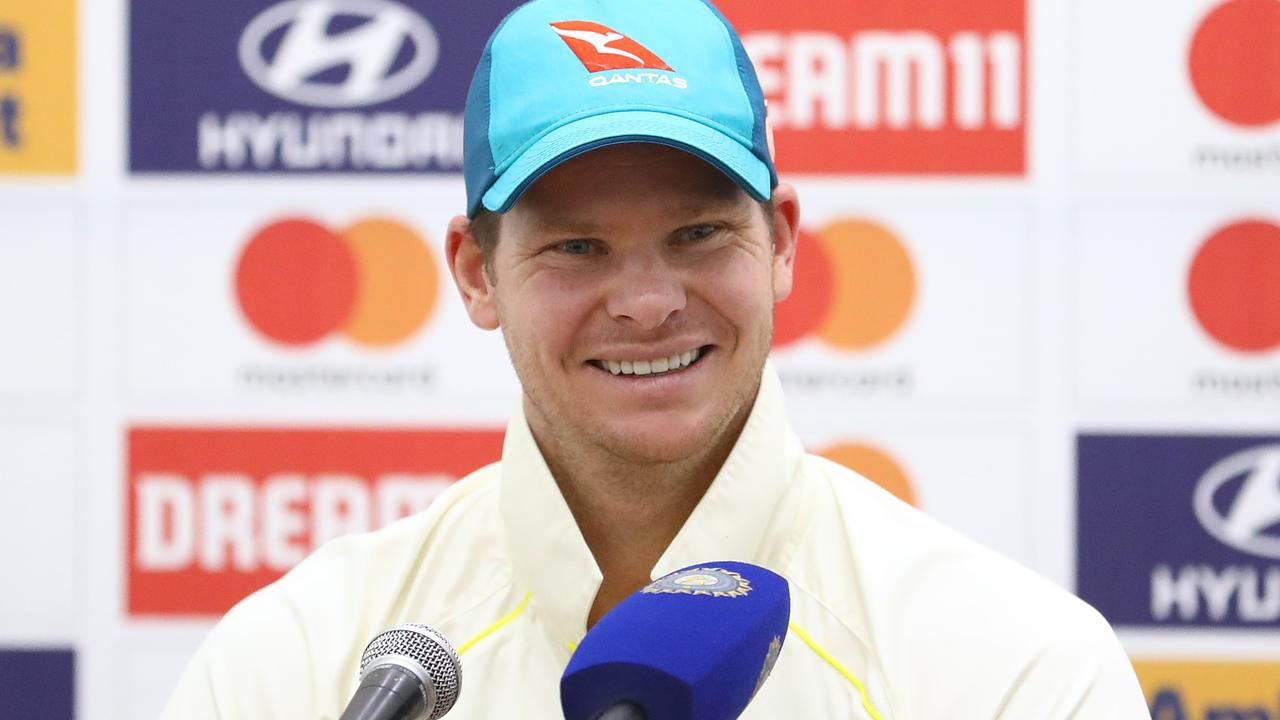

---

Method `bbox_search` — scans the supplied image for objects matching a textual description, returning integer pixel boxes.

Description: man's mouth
[588,346,710,377]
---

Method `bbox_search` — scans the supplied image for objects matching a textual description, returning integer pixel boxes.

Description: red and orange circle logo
[774,219,917,350]
[1188,0,1280,127]
[817,442,918,507]
[1187,218,1280,353]
[235,217,440,347]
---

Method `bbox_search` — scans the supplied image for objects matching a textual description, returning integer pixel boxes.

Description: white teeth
[597,347,703,376]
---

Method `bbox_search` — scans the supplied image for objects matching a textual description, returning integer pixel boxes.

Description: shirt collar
[498,362,801,653]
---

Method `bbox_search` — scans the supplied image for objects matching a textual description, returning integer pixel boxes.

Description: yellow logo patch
[1138,660,1280,719]
[0,0,77,174]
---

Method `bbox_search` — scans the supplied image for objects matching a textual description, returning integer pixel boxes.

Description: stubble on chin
[502,302,774,479]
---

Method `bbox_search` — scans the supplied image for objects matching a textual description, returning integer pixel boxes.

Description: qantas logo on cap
[551,21,673,72]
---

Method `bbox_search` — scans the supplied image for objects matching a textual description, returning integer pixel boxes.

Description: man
[163,0,1150,717]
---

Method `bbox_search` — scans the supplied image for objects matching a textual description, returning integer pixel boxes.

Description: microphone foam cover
[561,561,789,720]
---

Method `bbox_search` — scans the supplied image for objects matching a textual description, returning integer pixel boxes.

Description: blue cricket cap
[463,0,777,217]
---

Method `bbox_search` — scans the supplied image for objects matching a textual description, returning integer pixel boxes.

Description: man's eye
[556,239,595,255]
[680,224,718,243]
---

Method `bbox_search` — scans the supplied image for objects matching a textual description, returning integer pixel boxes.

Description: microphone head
[358,624,462,720]
[561,561,790,720]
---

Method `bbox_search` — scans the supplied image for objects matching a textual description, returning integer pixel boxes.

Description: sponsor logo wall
[1076,0,1280,178]
[0,427,78,627]
[2,0,1277,717]
[772,201,1031,404]
[1076,208,1280,402]
[798,427,1033,565]
[1067,0,1280,699]
[0,208,79,396]
[122,199,519,401]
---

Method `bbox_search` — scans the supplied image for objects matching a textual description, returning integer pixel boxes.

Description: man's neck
[525,405,749,627]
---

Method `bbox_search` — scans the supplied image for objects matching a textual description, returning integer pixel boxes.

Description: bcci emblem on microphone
[643,567,753,598]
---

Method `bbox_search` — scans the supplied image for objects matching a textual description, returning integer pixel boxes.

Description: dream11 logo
[127,427,504,616]
[1186,218,1280,398]
[772,218,918,396]
[721,0,1026,174]
[232,216,442,391]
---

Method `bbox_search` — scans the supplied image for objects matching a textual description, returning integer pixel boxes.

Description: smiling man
[163,0,1148,718]
[448,142,798,627]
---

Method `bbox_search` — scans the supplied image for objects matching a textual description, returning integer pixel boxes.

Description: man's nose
[604,255,687,330]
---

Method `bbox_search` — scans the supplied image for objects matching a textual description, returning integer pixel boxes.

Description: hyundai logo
[1193,444,1280,560]
[238,0,439,108]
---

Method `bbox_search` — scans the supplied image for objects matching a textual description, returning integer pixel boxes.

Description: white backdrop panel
[0,205,79,397]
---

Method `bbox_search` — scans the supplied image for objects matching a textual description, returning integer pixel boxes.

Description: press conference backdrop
[0,0,1277,717]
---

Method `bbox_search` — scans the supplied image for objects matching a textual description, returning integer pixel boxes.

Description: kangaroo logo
[550,20,673,72]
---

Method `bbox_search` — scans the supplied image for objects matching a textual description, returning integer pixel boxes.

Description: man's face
[457,144,797,466]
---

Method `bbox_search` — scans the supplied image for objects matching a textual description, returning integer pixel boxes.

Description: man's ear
[446,215,499,330]
[768,183,801,304]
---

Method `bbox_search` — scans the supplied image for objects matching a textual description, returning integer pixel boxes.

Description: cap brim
[481,110,772,214]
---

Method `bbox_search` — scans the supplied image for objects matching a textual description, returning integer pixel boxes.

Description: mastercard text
[1194,370,1280,399]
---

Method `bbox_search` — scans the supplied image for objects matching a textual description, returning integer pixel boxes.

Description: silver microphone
[339,624,462,720]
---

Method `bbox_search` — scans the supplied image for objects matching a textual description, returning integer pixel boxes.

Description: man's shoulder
[210,461,507,644]
[278,461,506,599]
[796,453,1119,658]
[160,464,511,718]
[789,455,1140,714]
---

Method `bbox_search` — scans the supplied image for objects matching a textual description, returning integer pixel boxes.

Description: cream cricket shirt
[162,368,1149,719]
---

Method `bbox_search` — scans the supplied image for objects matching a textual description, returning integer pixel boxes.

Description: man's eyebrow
[524,215,603,238]
[523,190,749,238]
[670,192,748,219]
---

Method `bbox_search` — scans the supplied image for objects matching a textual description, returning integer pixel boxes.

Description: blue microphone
[561,561,790,720]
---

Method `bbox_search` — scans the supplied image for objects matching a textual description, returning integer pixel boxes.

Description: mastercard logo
[816,442,918,506]
[1188,0,1280,127]
[235,217,440,347]
[774,219,916,350]
[1187,218,1280,353]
